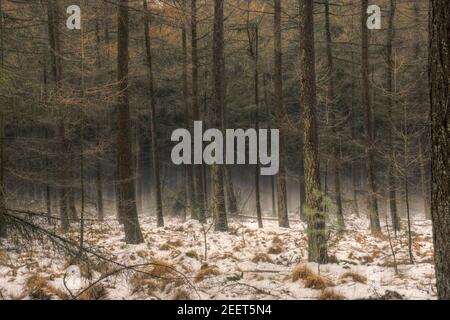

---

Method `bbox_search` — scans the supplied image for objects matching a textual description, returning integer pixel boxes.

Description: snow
[0,212,437,300]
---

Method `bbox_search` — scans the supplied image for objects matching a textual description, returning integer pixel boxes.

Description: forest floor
[0,212,437,300]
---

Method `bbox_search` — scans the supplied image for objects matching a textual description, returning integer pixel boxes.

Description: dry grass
[267,236,285,255]
[304,274,334,290]
[318,289,346,300]
[267,244,283,255]
[341,272,367,284]
[292,265,314,282]
[194,267,221,283]
[167,239,184,247]
[129,259,177,295]
[159,243,171,251]
[78,284,108,300]
[252,253,273,263]
[173,289,191,300]
[292,265,334,289]
[0,250,10,266]
[272,236,284,245]
[26,274,69,300]
[149,259,175,278]
[129,272,160,295]
[185,250,199,260]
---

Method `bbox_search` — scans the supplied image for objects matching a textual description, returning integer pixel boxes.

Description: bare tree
[385,0,400,233]
[212,0,227,232]
[47,0,70,232]
[0,0,6,239]
[429,0,449,300]
[298,0,327,263]
[143,0,164,228]
[181,0,195,221]
[191,0,206,223]
[273,0,289,228]
[361,0,381,234]
[324,0,344,230]
[117,0,144,243]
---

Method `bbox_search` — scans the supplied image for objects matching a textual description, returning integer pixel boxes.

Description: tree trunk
[42,60,52,220]
[47,0,69,232]
[94,19,104,222]
[181,2,196,220]
[298,0,327,263]
[429,0,449,299]
[247,20,263,228]
[298,142,306,221]
[386,0,400,233]
[361,0,381,234]
[191,0,206,223]
[324,0,344,230]
[0,0,6,238]
[117,0,144,244]
[350,73,359,216]
[0,185,6,238]
[262,72,277,218]
[224,166,238,215]
[414,1,431,221]
[96,154,104,221]
[418,140,430,219]
[273,0,289,228]
[212,0,227,232]
[143,0,164,228]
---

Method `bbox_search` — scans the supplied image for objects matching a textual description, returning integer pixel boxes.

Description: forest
[0,0,448,301]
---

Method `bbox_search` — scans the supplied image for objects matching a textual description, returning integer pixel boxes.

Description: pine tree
[299,0,327,263]
[117,0,144,243]
[429,0,450,300]
[273,0,289,228]
[212,0,228,232]
[361,0,381,234]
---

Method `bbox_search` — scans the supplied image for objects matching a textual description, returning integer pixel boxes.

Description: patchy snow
[0,213,437,300]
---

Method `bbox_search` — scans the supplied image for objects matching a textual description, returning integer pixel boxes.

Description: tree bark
[429,0,450,300]
[191,0,206,223]
[298,0,327,263]
[262,72,277,218]
[181,1,196,220]
[143,0,164,228]
[418,139,430,219]
[247,19,263,228]
[361,0,381,234]
[386,0,400,233]
[212,0,227,232]
[273,0,289,228]
[0,0,6,238]
[96,154,104,221]
[47,0,69,232]
[116,0,144,244]
[324,0,344,230]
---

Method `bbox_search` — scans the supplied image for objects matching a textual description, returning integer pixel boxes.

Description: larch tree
[0,0,6,239]
[324,0,344,230]
[143,0,164,228]
[116,0,144,243]
[212,0,228,232]
[298,0,327,263]
[429,0,449,300]
[181,0,195,221]
[46,0,70,232]
[245,2,263,229]
[94,17,104,222]
[361,0,381,234]
[273,0,289,228]
[385,0,400,233]
[191,0,206,223]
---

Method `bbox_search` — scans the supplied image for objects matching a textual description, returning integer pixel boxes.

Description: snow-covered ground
[0,213,437,300]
